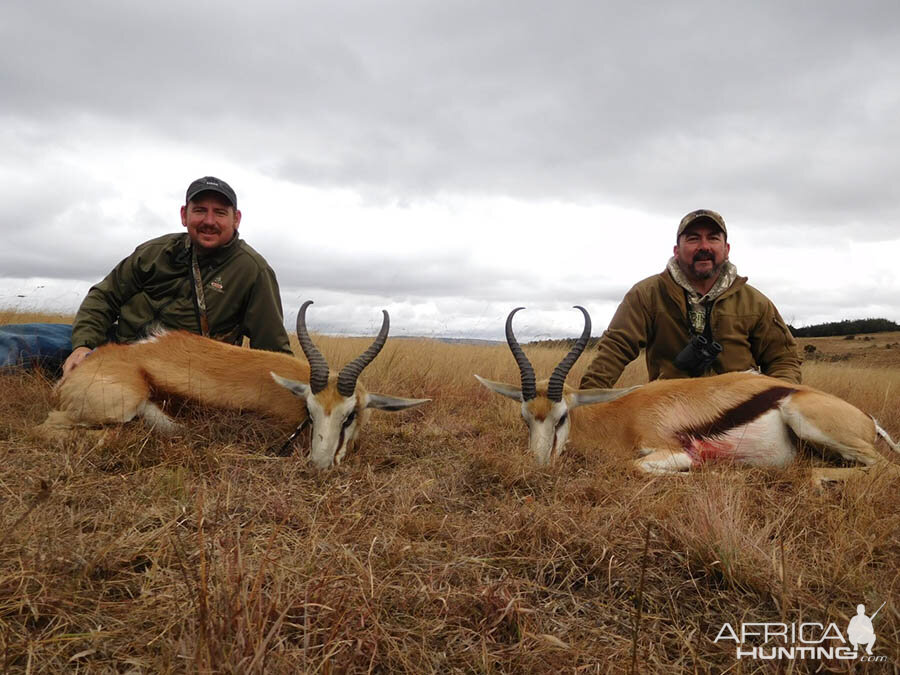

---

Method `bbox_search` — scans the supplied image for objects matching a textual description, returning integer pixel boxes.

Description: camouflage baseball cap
[185,176,237,209]
[677,209,727,239]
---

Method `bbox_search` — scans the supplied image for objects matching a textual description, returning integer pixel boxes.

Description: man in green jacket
[62,176,292,376]
[580,209,801,389]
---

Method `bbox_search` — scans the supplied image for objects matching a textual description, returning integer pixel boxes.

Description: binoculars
[673,334,723,377]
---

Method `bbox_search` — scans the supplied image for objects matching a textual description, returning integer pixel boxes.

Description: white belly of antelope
[675,407,796,468]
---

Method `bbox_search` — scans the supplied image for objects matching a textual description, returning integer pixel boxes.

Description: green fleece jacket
[71,232,292,354]
[580,268,801,388]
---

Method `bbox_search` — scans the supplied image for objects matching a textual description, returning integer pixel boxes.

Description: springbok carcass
[476,306,900,487]
[36,301,430,469]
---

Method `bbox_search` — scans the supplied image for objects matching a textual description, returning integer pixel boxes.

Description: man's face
[674,222,730,281]
[180,192,241,250]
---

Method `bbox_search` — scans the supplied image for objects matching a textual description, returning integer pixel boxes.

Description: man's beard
[688,251,723,280]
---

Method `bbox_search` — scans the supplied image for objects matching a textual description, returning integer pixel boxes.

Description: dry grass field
[1,314,899,673]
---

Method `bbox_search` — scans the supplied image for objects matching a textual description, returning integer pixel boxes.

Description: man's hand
[62,347,93,378]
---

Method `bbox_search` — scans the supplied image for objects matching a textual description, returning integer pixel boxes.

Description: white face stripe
[523,399,571,466]
[305,393,359,470]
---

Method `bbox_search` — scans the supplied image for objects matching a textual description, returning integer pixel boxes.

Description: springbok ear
[364,393,431,411]
[474,374,523,402]
[271,372,311,398]
[569,384,641,408]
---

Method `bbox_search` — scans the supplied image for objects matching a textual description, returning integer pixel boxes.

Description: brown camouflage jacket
[579,265,801,388]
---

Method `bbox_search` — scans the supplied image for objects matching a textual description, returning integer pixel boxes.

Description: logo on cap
[186,176,237,209]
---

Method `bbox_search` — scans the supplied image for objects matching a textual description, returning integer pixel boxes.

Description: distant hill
[391,317,900,345]
[391,335,503,346]
[525,317,900,346]
[526,337,602,350]
[788,318,900,338]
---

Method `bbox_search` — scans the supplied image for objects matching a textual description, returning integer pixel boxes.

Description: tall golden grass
[0,310,73,325]
[1,314,898,672]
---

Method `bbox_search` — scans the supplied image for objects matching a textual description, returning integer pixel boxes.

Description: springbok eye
[555,412,568,429]
[342,410,357,429]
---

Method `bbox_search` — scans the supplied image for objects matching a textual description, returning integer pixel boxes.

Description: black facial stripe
[337,427,345,458]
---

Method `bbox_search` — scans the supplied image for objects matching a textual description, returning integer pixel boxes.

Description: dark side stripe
[678,386,796,439]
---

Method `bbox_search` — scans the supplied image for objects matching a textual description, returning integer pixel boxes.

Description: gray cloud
[3,1,898,224]
[2,0,899,334]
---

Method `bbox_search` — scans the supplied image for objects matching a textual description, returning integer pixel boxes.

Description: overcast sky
[2,1,898,341]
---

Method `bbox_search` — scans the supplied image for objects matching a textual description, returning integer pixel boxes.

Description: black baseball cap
[185,176,237,209]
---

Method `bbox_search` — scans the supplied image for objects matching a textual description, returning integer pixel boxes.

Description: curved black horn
[295,300,329,394]
[547,306,592,402]
[337,310,390,397]
[505,307,536,402]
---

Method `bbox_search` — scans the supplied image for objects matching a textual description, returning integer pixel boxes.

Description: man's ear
[181,204,188,228]
[233,208,242,230]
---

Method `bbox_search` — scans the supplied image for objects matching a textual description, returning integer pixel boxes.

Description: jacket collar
[666,257,738,302]
[660,260,746,308]
[182,230,242,263]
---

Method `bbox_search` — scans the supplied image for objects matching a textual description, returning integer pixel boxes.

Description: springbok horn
[547,306,591,402]
[295,300,329,394]
[337,310,390,397]
[505,307,536,402]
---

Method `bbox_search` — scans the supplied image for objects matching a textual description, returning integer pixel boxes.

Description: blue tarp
[0,323,73,372]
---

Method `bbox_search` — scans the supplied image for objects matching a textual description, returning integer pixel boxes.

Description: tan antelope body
[37,301,429,469]
[477,307,900,487]
[38,331,310,435]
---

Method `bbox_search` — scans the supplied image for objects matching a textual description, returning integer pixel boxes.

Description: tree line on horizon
[787,317,900,338]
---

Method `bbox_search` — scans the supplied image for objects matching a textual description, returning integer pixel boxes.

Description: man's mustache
[693,251,715,262]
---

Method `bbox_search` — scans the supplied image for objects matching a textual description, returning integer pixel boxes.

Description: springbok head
[475,306,639,465]
[271,301,430,469]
